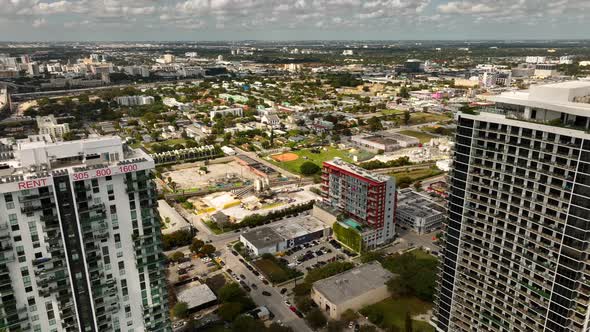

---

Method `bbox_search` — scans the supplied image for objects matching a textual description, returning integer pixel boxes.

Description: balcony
[93,231,109,241]
[80,213,107,225]
[77,203,105,213]
[18,191,52,202]
[0,254,15,265]
[20,205,43,214]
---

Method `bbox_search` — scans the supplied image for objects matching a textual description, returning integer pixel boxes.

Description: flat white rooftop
[177,283,217,309]
[488,80,590,117]
[313,262,393,305]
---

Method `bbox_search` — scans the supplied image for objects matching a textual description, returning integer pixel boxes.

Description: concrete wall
[311,284,391,319]
[312,205,338,227]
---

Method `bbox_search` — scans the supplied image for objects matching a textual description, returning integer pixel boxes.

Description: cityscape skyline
[2,16,590,331]
[1,0,590,41]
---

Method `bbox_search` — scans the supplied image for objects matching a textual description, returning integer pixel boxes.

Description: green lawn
[409,112,451,125]
[398,130,436,144]
[144,138,190,152]
[202,220,226,235]
[382,109,405,115]
[201,323,231,332]
[361,297,434,332]
[392,166,444,187]
[268,147,354,175]
[254,259,288,282]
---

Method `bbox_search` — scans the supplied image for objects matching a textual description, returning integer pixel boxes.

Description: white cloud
[1,0,589,35]
[32,17,46,28]
[437,0,590,19]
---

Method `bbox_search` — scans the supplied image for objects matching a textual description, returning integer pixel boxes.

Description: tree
[367,117,383,132]
[366,309,384,325]
[189,239,204,254]
[382,251,438,301]
[169,251,185,263]
[294,295,314,313]
[200,244,216,256]
[162,229,193,250]
[387,276,413,297]
[396,176,413,188]
[405,312,413,332]
[327,320,346,332]
[292,283,311,296]
[218,283,244,303]
[305,308,327,329]
[62,131,77,141]
[300,161,320,175]
[399,86,410,99]
[413,181,422,191]
[403,111,411,125]
[340,309,359,323]
[360,251,384,264]
[360,326,378,332]
[267,322,294,332]
[169,181,178,192]
[172,302,188,319]
[218,302,243,321]
[232,316,265,332]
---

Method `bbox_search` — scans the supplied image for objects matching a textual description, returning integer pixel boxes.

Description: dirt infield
[271,152,299,162]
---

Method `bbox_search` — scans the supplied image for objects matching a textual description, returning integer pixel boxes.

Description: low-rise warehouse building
[235,154,279,178]
[311,262,393,319]
[240,215,331,256]
[350,132,420,153]
[176,283,218,313]
[397,188,445,234]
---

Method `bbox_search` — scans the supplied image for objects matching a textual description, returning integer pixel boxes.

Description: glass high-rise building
[433,81,590,332]
[0,135,170,332]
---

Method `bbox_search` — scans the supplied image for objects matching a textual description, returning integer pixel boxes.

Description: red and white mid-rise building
[321,158,396,249]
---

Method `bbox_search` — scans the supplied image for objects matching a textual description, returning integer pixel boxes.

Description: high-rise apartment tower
[434,81,590,332]
[0,135,170,332]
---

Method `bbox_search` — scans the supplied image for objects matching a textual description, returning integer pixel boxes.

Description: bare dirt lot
[162,161,258,190]
[271,152,299,162]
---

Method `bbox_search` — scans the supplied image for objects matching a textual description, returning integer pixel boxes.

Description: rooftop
[241,215,330,248]
[241,227,284,249]
[313,262,393,305]
[177,283,217,309]
[324,158,391,183]
[397,188,445,218]
[487,80,590,117]
[0,135,152,190]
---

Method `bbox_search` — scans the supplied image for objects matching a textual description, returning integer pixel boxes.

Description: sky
[1,0,589,41]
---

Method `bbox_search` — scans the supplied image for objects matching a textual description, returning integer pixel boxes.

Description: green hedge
[333,221,362,252]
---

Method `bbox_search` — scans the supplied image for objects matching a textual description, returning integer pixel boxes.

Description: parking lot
[280,238,353,273]
[168,255,221,284]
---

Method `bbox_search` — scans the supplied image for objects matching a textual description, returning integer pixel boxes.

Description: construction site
[159,154,316,229]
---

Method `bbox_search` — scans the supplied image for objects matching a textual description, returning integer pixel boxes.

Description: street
[166,209,440,332]
[222,249,313,332]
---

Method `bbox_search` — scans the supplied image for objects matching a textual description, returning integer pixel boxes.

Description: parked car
[262,291,271,296]
[240,274,246,279]
[251,283,258,290]
[262,279,269,285]
[231,251,239,256]
[295,310,304,318]
[280,288,288,295]
[252,270,260,276]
